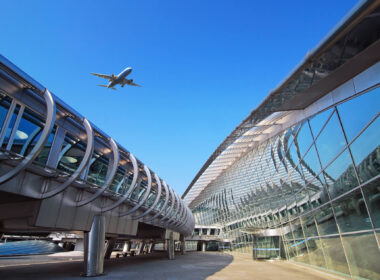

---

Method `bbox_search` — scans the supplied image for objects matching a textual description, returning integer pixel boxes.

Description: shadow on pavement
[0,251,234,280]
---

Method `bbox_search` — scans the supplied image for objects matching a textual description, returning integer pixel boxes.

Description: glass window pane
[324,149,359,199]
[2,105,20,149]
[321,236,350,276]
[87,153,109,186]
[306,237,327,268]
[0,94,12,132]
[341,232,380,279]
[301,214,318,238]
[301,144,322,182]
[309,108,334,138]
[362,177,380,229]
[332,189,372,233]
[338,87,380,142]
[314,204,339,236]
[57,134,86,174]
[349,115,380,184]
[315,111,347,169]
[294,121,314,159]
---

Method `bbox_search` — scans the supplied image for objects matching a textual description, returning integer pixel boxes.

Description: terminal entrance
[252,236,283,260]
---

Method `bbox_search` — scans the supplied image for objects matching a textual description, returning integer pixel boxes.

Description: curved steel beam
[175,201,188,227]
[40,118,94,199]
[76,138,119,207]
[158,185,175,225]
[131,173,162,220]
[173,196,185,227]
[0,89,56,184]
[162,190,180,227]
[144,180,169,223]
[119,165,152,217]
[101,153,138,212]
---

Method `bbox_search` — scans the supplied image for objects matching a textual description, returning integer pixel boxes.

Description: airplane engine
[130,79,133,83]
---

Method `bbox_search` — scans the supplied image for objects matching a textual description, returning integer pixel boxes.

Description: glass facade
[190,86,380,279]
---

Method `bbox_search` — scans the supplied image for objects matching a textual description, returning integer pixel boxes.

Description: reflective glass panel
[0,95,12,133]
[314,111,347,169]
[324,148,359,199]
[349,115,380,184]
[309,108,334,138]
[332,189,372,233]
[301,214,318,238]
[362,177,380,229]
[306,237,326,268]
[321,236,350,276]
[341,232,380,279]
[314,204,338,236]
[338,87,380,142]
[294,121,313,159]
[57,134,86,174]
[87,153,109,186]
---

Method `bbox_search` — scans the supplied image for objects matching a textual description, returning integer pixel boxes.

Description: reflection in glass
[294,121,313,159]
[306,237,327,268]
[314,111,346,169]
[309,108,333,139]
[314,204,338,236]
[321,236,350,276]
[301,214,318,238]
[349,116,380,184]
[362,177,380,229]
[338,87,380,142]
[341,232,380,279]
[57,134,86,174]
[2,105,20,149]
[87,153,109,186]
[332,189,372,233]
[324,149,358,199]
[301,144,321,182]
[0,94,12,130]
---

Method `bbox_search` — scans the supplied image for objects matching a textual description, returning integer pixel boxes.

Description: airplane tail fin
[98,85,116,90]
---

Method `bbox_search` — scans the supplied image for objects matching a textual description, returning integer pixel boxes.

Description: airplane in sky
[91,67,141,90]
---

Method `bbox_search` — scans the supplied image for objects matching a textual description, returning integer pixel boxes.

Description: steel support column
[167,232,175,260]
[83,215,105,277]
[180,234,186,255]
[104,238,116,260]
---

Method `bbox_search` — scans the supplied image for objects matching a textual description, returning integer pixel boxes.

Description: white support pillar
[83,215,105,277]
[202,242,206,252]
[168,232,175,260]
[122,242,129,254]
[180,234,186,255]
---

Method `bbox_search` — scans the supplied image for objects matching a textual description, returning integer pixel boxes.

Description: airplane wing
[130,82,142,87]
[90,73,113,81]
[122,78,142,87]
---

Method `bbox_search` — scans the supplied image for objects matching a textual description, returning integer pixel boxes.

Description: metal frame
[40,118,94,199]
[119,165,152,217]
[102,153,139,212]
[76,137,119,207]
[144,180,169,223]
[0,89,56,184]
[132,173,162,220]
[158,186,175,225]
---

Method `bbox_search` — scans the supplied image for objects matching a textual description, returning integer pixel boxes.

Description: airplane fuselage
[108,67,132,88]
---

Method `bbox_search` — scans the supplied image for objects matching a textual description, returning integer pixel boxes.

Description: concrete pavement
[0,251,345,279]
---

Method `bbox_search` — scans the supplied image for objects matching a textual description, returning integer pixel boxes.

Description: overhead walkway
[0,55,194,275]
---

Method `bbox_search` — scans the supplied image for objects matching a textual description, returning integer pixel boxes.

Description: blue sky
[0,0,358,195]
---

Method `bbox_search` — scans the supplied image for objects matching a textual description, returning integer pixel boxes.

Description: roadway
[0,251,346,280]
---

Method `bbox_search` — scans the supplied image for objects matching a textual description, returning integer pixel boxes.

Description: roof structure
[182,0,380,207]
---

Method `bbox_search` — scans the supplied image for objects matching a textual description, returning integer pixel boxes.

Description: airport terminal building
[183,1,380,279]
